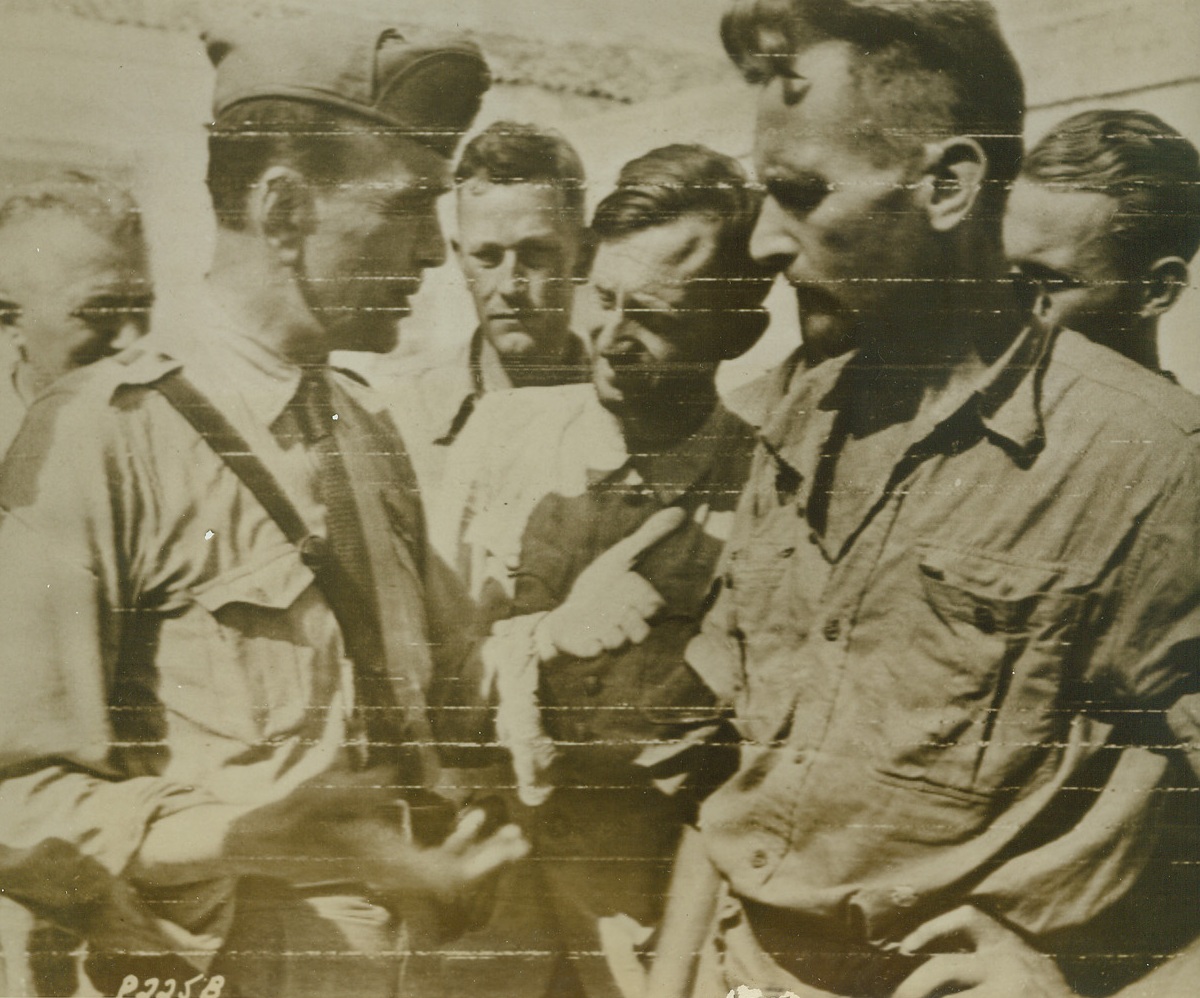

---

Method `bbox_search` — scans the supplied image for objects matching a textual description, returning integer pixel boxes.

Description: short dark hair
[592,143,774,319]
[207,99,407,231]
[721,0,1025,206]
[0,170,147,257]
[454,121,586,223]
[1022,109,1200,273]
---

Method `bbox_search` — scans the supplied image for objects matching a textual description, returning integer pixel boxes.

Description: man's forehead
[334,128,451,189]
[0,211,144,281]
[1005,181,1118,264]
[753,40,869,170]
[456,179,572,227]
[594,218,721,291]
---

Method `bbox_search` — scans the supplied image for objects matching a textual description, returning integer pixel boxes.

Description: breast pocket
[879,544,1087,797]
[161,548,331,744]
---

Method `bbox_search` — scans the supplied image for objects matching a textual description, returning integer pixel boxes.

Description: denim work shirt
[688,324,1200,948]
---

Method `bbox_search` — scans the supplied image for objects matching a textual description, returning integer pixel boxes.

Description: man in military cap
[0,16,525,998]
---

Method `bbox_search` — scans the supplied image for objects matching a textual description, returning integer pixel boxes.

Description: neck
[1107,319,1161,372]
[852,233,1021,425]
[502,328,575,389]
[618,380,718,454]
[208,233,329,366]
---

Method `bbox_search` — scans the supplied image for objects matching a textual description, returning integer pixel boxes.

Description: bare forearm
[647,824,722,998]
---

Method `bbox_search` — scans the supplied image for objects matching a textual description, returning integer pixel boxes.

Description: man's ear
[916,138,988,233]
[1139,256,1189,318]
[247,166,315,268]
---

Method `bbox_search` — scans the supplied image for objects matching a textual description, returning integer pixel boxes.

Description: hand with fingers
[537,505,687,660]
[224,769,526,907]
[401,807,529,909]
[893,905,1073,998]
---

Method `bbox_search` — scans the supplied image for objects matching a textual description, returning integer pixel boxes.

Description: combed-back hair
[721,0,1025,207]
[1022,109,1200,272]
[207,98,399,231]
[0,170,147,255]
[454,120,587,222]
[592,143,774,335]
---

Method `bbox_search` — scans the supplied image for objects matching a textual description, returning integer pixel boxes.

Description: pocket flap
[917,545,1068,633]
[192,547,315,612]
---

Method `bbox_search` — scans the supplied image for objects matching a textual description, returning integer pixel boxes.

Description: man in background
[427,143,771,998]
[388,120,590,492]
[0,170,152,997]
[0,171,152,459]
[894,107,1200,998]
[1004,108,1200,374]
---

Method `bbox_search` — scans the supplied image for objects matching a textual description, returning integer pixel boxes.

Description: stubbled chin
[337,319,400,355]
[799,308,856,361]
[488,330,538,356]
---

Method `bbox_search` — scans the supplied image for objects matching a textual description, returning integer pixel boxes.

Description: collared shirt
[503,388,757,768]
[432,384,755,758]
[688,324,1200,949]
[431,383,756,931]
[383,328,588,495]
[0,299,454,952]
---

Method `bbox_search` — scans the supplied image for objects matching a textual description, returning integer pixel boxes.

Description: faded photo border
[0,2,1197,997]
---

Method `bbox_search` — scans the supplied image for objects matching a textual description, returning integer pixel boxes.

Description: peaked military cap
[204,17,491,158]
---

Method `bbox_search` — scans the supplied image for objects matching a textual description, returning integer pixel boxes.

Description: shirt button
[808,530,819,545]
[750,849,770,869]
[973,605,998,634]
[583,675,603,696]
[299,534,329,569]
[822,617,842,641]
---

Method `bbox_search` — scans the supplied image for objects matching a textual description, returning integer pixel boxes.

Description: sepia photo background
[0,0,1196,394]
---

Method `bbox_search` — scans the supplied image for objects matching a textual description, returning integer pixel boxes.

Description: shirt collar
[972,320,1052,457]
[762,320,1053,481]
[435,328,590,446]
[170,294,305,429]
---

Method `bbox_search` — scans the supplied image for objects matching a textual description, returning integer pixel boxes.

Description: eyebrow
[1009,260,1088,287]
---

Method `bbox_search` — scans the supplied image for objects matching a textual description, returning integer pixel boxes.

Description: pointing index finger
[605,506,688,569]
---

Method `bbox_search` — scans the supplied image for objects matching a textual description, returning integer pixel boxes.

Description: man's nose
[591,305,629,354]
[416,209,448,270]
[497,252,529,300]
[749,196,799,270]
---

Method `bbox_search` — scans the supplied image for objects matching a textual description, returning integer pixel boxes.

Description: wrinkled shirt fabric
[687,325,1200,993]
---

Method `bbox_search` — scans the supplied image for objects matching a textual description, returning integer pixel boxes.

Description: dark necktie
[294,367,397,765]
